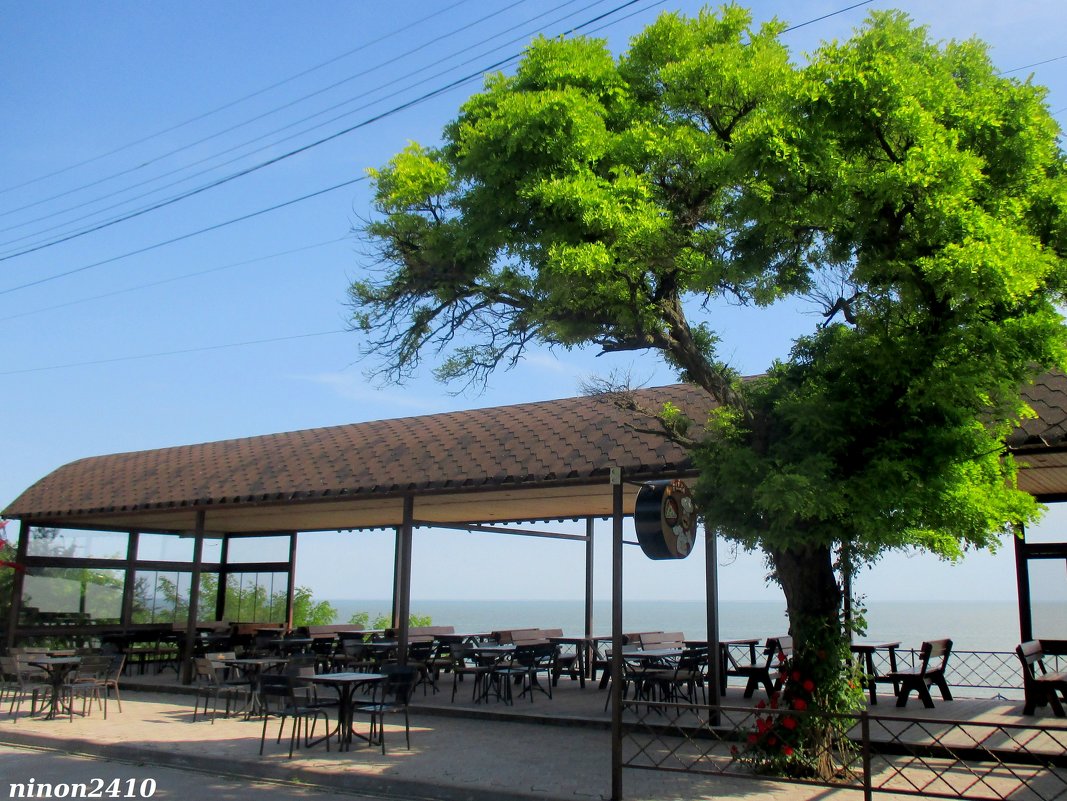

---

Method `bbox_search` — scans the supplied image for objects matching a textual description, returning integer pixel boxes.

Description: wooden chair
[1017,640,1067,717]
[888,639,953,708]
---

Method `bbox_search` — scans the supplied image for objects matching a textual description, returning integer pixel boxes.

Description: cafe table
[467,644,515,703]
[306,672,386,750]
[546,635,590,688]
[850,641,901,704]
[28,656,82,720]
[223,657,288,716]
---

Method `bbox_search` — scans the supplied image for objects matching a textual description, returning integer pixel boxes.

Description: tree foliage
[349,3,1067,754]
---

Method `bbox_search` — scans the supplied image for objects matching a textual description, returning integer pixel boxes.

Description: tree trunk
[770,542,843,644]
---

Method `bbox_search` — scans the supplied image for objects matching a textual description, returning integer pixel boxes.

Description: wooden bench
[492,628,550,646]
[1017,640,1067,717]
[887,638,953,708]
[630,631,686,650]
[728,635,792,698]
[306,624,362,639]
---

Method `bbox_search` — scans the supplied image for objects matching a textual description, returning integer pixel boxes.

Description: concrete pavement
[0,689,862,801]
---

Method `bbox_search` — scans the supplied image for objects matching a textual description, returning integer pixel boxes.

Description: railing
[622,700,1067,800]
[849,649,1065,698]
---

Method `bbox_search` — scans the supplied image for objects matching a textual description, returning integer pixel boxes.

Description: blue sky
[2,0,1065,608]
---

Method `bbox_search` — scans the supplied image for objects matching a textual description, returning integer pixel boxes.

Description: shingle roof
[2,384,708,527]
[6,372,1067,531]
[1010,369,1067,449]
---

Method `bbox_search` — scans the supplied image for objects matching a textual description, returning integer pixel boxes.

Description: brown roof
[6,372,1067,534]
[2,384,709,533]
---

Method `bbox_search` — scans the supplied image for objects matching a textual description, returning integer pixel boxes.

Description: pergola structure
[1,384,709,670]
[4,372,1067,670]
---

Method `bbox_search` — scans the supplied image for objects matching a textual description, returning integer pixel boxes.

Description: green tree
[348,3,1067,764]
[133,573,336,627]
[348,610,433,629]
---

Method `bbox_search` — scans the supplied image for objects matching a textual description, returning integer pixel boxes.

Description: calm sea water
[326,599,1065,652]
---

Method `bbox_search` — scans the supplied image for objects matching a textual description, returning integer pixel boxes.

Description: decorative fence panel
[621,699,1067,801]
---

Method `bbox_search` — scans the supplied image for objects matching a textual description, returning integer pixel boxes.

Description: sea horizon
[324,598,1060,653]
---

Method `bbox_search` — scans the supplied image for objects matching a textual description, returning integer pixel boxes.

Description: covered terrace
[3,373,1067,673]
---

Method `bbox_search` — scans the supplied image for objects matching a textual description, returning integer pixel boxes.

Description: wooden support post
[705,523,721,713]
[1014,522,1033,643]
[588,516,597,644]
[215,535,230,622]
[120,531,139,627]
[610,469,624,801]
[396,495,414,666]
[181,511,206,685]
[285,532,298,630]
[4,520,30,651]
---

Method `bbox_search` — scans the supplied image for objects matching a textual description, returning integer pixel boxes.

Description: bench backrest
[639,631,686,649]
[307,624,362,637]
[919,638,953,674]
[761,636,792,667]
[492,628,548,645]
[1017,640,1048,681]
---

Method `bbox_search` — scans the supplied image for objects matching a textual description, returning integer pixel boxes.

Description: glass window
[137,534,194,563]
[222,572,289,623]
[27,527,129,560]
[1023,504,1067,544]
[136,534,224,564]
[131,570,217,624]
[1029,559,1067,640]
[226,536,290,563]
[18,567,123,625]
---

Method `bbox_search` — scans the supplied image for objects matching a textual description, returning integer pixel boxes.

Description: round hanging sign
[634,479,697,560]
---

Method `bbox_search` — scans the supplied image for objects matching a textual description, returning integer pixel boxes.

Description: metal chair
[192,657,249,723]
[354,665,418,753]
[258,674,332,758]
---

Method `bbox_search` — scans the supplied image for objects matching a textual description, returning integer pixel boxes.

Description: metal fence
[621,699,1067,801]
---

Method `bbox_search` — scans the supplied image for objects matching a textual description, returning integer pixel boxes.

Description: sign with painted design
[634,479,697,560]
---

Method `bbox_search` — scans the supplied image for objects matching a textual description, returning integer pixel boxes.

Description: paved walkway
[0,689,864,801]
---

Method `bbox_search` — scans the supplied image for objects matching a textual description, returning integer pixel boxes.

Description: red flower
[756,699,766,710]
[792,698,807,711]
[802,679,815,692]
[783,746,794,756]
[782,716,797,730]
[747,733,758,745]
[791,670,802,682]
[756,718,771,734]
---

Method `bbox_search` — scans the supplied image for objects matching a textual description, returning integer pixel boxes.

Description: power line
[0,0,648,263]
[0,330,348,376]
[0,177,365,296]
[0,237,346,324]
[999,53,1067,75]
[0,0,475,201]
[779,0,872,33]
[0,0,887,305]
[0,0,529,229]
[0,0,595,254]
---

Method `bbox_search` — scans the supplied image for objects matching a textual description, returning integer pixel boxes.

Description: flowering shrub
[731,621,866,779]
[0,519,22,572]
